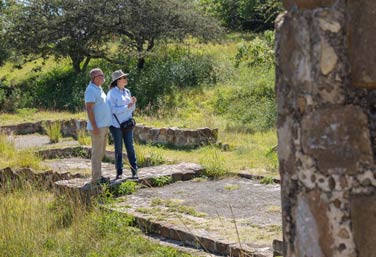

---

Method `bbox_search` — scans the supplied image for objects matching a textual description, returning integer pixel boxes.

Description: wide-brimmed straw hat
[110,70,129,85]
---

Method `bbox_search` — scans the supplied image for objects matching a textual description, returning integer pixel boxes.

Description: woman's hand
[127,96,137,108]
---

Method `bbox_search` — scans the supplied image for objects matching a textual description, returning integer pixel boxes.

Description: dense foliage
[0,2,9,65]
[0,46,216,112]
[198,0,283,31]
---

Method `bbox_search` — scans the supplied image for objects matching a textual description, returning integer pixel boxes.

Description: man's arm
[86,102,99,135]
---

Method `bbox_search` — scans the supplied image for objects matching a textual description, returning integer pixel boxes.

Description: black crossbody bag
[113,114,136,133]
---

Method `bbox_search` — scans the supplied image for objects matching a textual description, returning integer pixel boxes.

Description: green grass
[0,110,85,126]
[0,57,67,84]
[77,128,91,146]
[123,129,278,177]
[0,134,44,170]
[0,185,193,257]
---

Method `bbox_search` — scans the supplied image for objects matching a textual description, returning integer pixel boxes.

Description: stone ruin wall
[0,119,218,148]
[133,126,217,148]
[276,0,376,256]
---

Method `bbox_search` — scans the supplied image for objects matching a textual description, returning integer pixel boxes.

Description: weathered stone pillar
[276,1,376,256]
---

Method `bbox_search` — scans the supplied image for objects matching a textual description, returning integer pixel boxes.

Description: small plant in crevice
[72,147,90,158]
[151,176,172,187]
[260,175,275,185]
[97,185,115,205]
[265,144,278,171]
[117,180,137,195]
[224,184,240,191]
[42,121,62,143]
[199,147,229,178]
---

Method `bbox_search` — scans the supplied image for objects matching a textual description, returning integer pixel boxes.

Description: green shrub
[42,121,62,143]
[16,108,38,118]
[235,31,275,69]
[0,86,34,112]
[28,67,87,111]
[130,46,216,110]
[265,144,278,172]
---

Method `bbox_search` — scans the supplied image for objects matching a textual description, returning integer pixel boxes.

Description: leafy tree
[4,0,112,74]
[103,0,222,69]
[3,0,222,73]
[0,1,10,65]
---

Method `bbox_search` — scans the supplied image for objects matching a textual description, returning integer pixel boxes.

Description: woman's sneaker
[131,170,138,179]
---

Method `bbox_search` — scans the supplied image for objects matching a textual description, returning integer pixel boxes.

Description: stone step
[54,162,204,204]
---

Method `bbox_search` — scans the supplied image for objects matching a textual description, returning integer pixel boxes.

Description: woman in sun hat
[106,70,138,179]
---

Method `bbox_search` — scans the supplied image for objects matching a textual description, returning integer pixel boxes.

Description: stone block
[169,228,184,241]
[215,241,230,256]
[301,106,373,175]
[348,0,376,88]
[273,239,284,256]
[277,11,312,90]
[182,171,196,181]
[283,0,335,10]
[351,194,376,257]
[198,237,216,252]
[160,226,171,238]
[296,190,334,257]
[171,172,183,181]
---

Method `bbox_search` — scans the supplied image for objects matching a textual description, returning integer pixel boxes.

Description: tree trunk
[137,57,145,70]
[70,55,84,74]
[81,57,91,74]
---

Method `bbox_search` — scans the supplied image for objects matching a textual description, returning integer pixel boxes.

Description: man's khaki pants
[90,127,108,182]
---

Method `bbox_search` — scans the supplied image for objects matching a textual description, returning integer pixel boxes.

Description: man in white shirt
[84,68,112,184]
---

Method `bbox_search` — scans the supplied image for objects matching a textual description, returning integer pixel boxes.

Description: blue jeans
[109,126,138,175]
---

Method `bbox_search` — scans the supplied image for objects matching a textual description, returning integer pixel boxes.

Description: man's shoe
[116,174,123,180]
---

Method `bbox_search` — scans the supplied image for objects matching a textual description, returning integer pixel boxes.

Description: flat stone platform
[54,161,203,191]
[111,177,282,257]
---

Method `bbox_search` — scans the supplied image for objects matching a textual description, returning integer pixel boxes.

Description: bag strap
[113,114,121,126]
